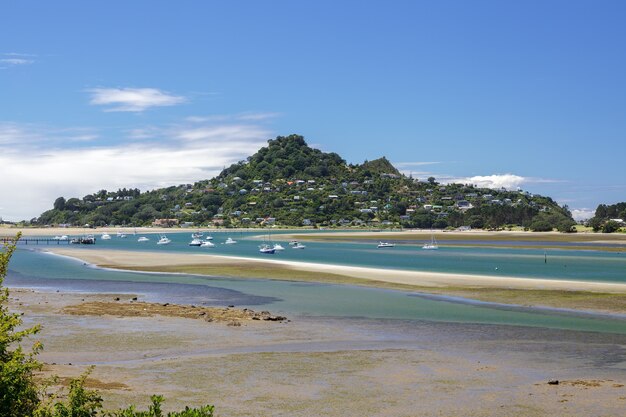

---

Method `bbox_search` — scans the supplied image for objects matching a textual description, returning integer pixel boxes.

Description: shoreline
[41,247,626,314]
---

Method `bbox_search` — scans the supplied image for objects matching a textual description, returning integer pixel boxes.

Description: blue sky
[1,1,625,221]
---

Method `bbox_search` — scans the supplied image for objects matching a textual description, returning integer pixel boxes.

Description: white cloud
[86,87,186,112]
[0,58,34,65]
[0,120,271,221]
[571,208,595,222]
[449,174,528,190]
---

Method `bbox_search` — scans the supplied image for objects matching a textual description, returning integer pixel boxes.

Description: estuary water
[6,230,626,335]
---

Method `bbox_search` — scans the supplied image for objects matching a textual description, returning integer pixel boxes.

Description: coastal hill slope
[36,134,574,231]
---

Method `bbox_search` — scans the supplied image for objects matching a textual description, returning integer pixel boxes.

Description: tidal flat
[10,288,626,417]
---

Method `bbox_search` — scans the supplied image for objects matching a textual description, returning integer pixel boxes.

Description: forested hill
[36,134,575,231]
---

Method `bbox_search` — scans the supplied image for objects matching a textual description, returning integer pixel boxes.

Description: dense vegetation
[588,202,626,233]
[34,134,574,231]
[0,235,215,416]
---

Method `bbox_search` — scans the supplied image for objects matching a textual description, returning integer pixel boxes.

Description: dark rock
[131,297,138,301]
[114,297,120,301]
[548,380,559,385]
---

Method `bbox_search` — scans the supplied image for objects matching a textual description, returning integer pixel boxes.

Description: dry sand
[9,288,626,417]
[47,247,626,293]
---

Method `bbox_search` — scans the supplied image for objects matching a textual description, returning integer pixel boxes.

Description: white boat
[259,244,276,254]
[58,235,69,241]
[289,240,299,246]
[224,237,237,244]
[422,234,438,250]
[189,238,202,247]
[272,243,285,251]
[101,233,112,240]
[117,231,127,238]
[157,235,171,245]
[191,231,203,239]
[200,241,215,248]
[137,236,150,242]
[377,242,395,248]
[292,242,306,249]
[204,236,214,241]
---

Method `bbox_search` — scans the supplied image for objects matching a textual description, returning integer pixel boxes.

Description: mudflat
[9,288,626,416]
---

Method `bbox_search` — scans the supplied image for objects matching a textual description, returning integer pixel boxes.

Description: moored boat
[157,235,171,245]
[259,244,276,254]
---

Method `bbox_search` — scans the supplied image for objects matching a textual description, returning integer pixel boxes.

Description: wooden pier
[0,237,95,245]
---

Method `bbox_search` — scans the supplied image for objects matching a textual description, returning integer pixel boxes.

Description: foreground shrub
[1,234,214,417]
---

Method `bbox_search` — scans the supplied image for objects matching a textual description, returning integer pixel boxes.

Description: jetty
[0,236,96,245]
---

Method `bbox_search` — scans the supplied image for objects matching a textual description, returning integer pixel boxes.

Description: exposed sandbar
[43,248,626,314]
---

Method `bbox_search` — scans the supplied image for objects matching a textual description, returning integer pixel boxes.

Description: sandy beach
[8,287,626,416]
[43,247,626,314]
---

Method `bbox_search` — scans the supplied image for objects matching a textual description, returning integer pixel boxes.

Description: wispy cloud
[1,58,34,65]
[86,87,186,112]
[185,112,281,123]
[394,161,441,168]
[0,122,98,147]
[0,118,272,221]
[0,53,36,69]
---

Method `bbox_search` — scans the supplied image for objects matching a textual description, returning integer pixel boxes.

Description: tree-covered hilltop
[587,202,626,233]
[34,134,574,231]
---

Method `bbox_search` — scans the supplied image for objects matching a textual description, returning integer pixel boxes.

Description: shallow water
[25,230,626,283]
[7,248,626,335]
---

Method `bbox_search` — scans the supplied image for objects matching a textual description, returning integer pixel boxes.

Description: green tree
[1,235,215,417]
[602,220,620,233]
[53,197,66,211]
[0,233,42,416]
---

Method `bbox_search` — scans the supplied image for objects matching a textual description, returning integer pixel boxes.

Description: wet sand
[10,288,626,416]
[44,248,626,314]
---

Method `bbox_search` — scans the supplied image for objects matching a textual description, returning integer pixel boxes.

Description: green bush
[0,234,215,417]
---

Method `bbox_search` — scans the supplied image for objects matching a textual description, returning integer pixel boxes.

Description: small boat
[71,235,95,245]
[101,233,112,240]
[422,234,438,250]
[292,242,306,249]
[117,231,127,238]
[289,240,299,246]
[259,244,276,254]
[189,238,203,247]
[377,242,395,248]
[204,235,214,241]
[137,236,150,242]
[200,241,215,248]
[272,243,285,251]
[224,237,237,244]
[191,231,203,239]
[157,235,171,245]
[55,235,69,241]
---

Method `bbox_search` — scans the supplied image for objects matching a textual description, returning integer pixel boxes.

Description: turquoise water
[7,239,626,335]
[53,230,626,283]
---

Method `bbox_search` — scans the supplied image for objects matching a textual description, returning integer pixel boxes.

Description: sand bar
[45,248,626,294]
